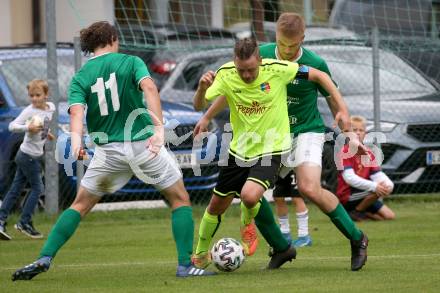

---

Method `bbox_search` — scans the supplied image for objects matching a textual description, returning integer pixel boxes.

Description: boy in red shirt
[337,115,395,221]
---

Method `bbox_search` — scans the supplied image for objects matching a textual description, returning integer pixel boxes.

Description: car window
[314,46,436,98]
[0,89,6,109]
[1,56,76,106]
[173,56,232,91]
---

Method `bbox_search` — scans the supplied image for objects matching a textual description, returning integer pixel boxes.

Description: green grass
[1,195,440,292]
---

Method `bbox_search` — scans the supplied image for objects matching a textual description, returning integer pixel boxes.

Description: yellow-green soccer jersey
[206,59,299,161]
[260,43,334,134]
[68,52,153,144]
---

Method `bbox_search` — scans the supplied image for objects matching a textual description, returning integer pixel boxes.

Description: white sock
[296,209,309,237]
[278,215,290,234]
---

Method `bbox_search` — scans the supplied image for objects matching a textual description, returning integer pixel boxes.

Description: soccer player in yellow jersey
[190,38,365,270]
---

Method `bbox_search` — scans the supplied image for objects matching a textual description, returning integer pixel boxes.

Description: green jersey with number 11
[68,52,154,144]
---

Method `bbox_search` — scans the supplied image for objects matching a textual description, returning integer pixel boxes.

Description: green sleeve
[132,56,151,89]
[317,59,337,97]
[68,75,87,111]
[205,73,226,102]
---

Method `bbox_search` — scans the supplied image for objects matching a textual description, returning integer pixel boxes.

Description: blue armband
[296,65,309,80]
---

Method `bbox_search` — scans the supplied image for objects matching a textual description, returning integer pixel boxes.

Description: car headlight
[366,120,397,132]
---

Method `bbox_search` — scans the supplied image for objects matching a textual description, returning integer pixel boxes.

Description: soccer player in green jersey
[197,14,369,271]
[191,38,349,270]
[12,21,214,281]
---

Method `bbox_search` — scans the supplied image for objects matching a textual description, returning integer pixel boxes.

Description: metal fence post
[45,0,59,214]
[73,37,83,192]
[372,27,380,134]
[303,0,313,26]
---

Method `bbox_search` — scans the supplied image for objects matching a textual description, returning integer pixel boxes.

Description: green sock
[195,210,222,255]
[240,201,261,225]
[171,206,194,266]
[254,197,289,253]
[39,208,81,258]
[327,203,362,241]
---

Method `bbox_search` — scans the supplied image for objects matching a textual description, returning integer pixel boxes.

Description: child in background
[0,79,55,240]
[336,115,395,221]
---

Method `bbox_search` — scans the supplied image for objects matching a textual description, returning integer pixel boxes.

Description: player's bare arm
[193,95,227,137]
[193,70,216,111]
[140,77,164,155]
[69,104,85,159]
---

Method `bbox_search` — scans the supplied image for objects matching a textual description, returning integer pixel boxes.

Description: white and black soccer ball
[211,237,245,272]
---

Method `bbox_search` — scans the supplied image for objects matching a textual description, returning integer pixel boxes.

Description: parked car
[0,44,220,208]
[228,21,357,42]
[159,44,440,193]
[117,23,237,89]
[329,0,440,83]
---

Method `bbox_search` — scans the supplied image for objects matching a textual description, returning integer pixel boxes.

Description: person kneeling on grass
[336,115,395,221]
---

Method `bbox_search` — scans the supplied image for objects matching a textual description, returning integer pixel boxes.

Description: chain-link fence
[1,0,439,214]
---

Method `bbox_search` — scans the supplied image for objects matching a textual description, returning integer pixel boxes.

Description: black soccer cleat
[350,232,368,271]
[12,258,51,281]
[267,245,297,269]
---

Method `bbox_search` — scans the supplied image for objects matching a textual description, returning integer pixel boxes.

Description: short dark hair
[80,21,118,55]
[234,38,260,60]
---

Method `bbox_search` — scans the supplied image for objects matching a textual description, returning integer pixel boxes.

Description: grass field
[1,195,440,292]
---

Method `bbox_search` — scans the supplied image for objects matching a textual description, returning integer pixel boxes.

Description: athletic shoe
[0,220,12,240]
[12,256,51,281]
[282,232,292,246]
[176,264,217,277]
[191,252,211,269]
[14,222,43,239]
[292,235,312,248]
[240,221,258,256]
[267,245,297,269]
[349,210,368,222]
[350,232,368,271]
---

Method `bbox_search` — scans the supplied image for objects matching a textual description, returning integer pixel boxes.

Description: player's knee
[297,181,320,199]
[240,191,260,208]
[384,209,395,220]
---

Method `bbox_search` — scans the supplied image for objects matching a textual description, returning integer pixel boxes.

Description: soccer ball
[211,237,245,272]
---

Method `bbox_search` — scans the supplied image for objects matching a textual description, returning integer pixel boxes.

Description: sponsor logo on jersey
[237,101,269,116]
[232,88,242,93]
[260,82,270,93]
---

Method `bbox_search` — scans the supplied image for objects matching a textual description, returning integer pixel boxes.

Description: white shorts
[81,140,182,196]
[279,132,325,178]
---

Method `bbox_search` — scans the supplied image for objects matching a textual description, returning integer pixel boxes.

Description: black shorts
[272,170,301,198]
[343,199,384,214]
[213,155,281,197]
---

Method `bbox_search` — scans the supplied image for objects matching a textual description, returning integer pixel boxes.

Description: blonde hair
[350,115,367,126]
[276,12,305,38]
[27,79,49,95]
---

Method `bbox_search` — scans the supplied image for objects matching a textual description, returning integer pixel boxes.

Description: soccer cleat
[267,245,297,269]
[282,232,293,246]
[292,235,312,248]
[12,257,51,281]
[14,222,43,239]
[240,222,259,256]
[191,251,212,269]
[350,232,368,271]
[0,220,12,240]
[176,264,217,277]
